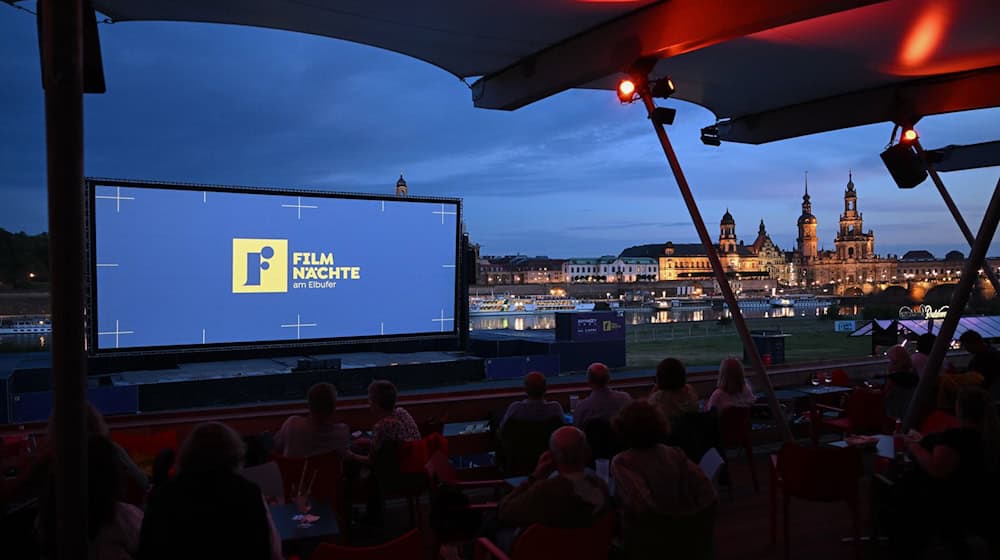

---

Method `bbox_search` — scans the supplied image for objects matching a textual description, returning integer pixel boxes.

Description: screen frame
[85,177,464,358]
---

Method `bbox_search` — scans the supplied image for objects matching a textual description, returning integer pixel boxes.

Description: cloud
[2,12,1000,262]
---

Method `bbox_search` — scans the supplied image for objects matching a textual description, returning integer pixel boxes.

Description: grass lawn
[625,317,871,368]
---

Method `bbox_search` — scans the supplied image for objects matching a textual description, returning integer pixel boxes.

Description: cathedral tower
[835,172,874,260]
[719,209,737,254]
[796,174,818,259]
[395,173,408,196]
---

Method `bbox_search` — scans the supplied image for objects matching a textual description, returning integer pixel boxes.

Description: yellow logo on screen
[232,238,288,293]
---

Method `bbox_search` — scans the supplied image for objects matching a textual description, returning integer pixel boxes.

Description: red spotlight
[617,79,637,103]
[901,128,919,143]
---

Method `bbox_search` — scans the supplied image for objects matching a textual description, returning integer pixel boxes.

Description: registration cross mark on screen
[89,179,461,352]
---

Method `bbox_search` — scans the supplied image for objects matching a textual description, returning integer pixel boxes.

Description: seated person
[706,358,755,413]
[500,371,565,430]
[38,434,144,559]
[648,358,700,420]
[885,345,920,419]
[84,403,149,493]
[137,422,281,560]
[611,401,717,521]
[887,388,1000,557]
[274,382,357,461]
[936,369,985,410]
[368,379,421,452]
[497,426,610,528]
[910,333,937,378]
[573,362,631,429]
[960,330,1000,392]
[357,380,423,526]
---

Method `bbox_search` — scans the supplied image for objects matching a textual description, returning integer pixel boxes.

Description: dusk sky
[3,6,1000,259]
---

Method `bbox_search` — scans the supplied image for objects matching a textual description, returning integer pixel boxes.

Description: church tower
[796,174,818,259]
[835,172,874,260]
[719,209,737,254]
[395,173,408,196]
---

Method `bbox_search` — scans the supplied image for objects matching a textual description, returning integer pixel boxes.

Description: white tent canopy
[850,316,1000,340]
[86,0,1000,143]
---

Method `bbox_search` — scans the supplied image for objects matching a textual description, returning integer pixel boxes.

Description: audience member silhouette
[573,362,631,429]
[39,434,144,559]
[611,401,716,521]
[274,382,358,461]
[499,371,565,429]
[649,358,700,420]
[498,426,609,528]
[706,358,755,413]
[137,422,281,560]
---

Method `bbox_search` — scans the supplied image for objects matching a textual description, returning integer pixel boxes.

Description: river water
[470,302,854,331]
[0,303,854,351]
[0,333,49,353]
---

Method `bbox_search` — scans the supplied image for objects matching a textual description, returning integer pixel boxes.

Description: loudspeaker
[292,358,342,372]
[881,143,928,188]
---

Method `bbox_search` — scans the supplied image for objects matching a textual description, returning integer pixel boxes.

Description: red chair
[110,428,178,474]
[369,434,448,529]
[309,528,427,560]
[830,369,852,387]
[811,388,890,443]
[920,410,960,435]
[475,511,615,560]
[111,428,178,505]
[770,443,864,560]
[717,406,759,497]
[425,447,511,545]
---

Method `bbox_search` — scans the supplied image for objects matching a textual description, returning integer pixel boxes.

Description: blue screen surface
[92,184,458,350]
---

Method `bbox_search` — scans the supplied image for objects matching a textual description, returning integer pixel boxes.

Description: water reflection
[470,303,859,331]
[0,334,49,352]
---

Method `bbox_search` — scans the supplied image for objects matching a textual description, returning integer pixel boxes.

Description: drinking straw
[304,469,318,497]
[297,459,309,497]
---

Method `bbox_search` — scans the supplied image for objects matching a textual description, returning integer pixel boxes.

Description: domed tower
[719,209,737,254]
[835,172,873,260]
[796,175,818,259]
[395,173,408,196]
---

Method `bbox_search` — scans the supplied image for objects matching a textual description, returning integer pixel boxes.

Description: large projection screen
[86,178,461,354]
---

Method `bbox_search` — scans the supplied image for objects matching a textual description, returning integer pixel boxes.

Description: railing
[4,353,962,464]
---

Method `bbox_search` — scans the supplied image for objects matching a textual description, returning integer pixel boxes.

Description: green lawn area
[625,317,871,369]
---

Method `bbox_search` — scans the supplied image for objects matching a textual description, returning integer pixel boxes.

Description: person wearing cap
[499,371,565,430]
[573,363,632,429]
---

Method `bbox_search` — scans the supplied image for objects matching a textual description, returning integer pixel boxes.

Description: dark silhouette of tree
[0,229,49,289]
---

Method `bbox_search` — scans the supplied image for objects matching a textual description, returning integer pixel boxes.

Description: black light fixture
[650,77,676,99]
[652,107,676,126]
[880,142,927,188]
[700,125,721,147]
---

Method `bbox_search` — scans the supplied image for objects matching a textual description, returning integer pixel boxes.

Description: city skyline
[2,10,1000,259]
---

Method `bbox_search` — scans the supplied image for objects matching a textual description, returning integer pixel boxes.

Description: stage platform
[0,350,484,423]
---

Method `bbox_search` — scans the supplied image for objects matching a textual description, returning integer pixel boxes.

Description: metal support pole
[914,139,1000,295]
[39,0,89,557]
[637,87,792,442]
[903,177,1000,431]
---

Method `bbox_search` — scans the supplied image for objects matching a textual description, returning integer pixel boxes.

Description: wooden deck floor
[715,455,882,560]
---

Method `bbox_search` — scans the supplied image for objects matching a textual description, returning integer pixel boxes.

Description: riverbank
[0,291,49,316]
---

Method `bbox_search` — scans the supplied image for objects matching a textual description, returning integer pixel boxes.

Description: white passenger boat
[0,318,52,334]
